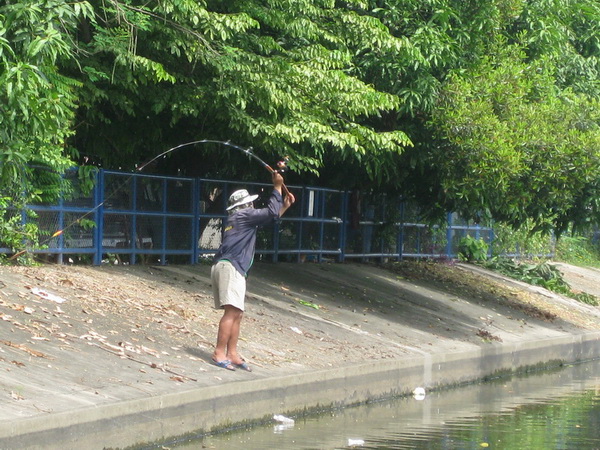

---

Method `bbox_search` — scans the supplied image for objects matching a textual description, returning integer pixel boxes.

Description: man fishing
[211,171,295,371]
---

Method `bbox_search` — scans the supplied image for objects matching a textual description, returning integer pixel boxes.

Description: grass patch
[555,235,600,269]
[483,257,599,306]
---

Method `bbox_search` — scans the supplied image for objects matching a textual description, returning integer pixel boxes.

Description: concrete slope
[0,261,598,449]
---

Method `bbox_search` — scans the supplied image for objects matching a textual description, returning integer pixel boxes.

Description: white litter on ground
[30,287,67,304]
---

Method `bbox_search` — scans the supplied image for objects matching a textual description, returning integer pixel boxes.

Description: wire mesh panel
[198,180,229,213]
[300,221,323,252]
[264,186,343,262]
[323,222,342,251]
[166,217,193,250]
[136,176,164,212]
[199,218,222,252]
[401,201,422,223]
[276,219,300,252]
[63,189,95,209]
[323,190,344,221]
[136,214,163,249]
[400,225,424,257]
[32,210,62,247]
[62,213,96,249]
[401,224,446,257]
[446,212,494,257]
[102,213,133,249]
[424,226,447,256]
[343,192,399,259]
[104,172,133,210]
[256,224,276,253]
[197,180,228,257]
[166,178,193,213]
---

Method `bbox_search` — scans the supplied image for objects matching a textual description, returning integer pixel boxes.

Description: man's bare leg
[226,310,244,364]
[213,305,243,369]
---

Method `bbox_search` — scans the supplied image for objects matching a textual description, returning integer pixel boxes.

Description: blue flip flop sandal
[234,361,252,372]
[213,359,236,371]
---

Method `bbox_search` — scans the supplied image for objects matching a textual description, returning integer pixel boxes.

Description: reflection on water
[170,360,600,449]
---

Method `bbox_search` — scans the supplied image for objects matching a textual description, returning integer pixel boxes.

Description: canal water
[168,359,600,449]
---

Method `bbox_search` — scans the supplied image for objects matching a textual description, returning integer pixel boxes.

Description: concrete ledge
[3,331,600,450]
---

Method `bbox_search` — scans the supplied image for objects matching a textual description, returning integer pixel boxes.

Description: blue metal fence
[2,169,493,264]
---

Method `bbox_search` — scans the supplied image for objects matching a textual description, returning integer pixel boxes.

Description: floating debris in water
[273,414,294,424]
[413,386,426,400]
[273,414,295,433]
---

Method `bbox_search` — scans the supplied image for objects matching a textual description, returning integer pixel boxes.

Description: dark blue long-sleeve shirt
[213,190,283,277]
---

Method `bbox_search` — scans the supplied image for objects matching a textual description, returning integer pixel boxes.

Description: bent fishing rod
[136,139,291,195]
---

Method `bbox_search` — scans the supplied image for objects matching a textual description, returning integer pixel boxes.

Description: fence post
[93,170,105,265]
[160,178,168,265]
[445,212,453,258]
[379,198,386,264]
[131,175,138,265]
[272,184,282,263]
[297,187,305,262]
[396,201,404,261]
[273,219,280,263]
[338,191,348,262]
[192,178,200,264]
[318,190,325,263]
[55,196,65,264]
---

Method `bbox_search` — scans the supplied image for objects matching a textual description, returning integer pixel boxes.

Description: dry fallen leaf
[1,340,47,358]
[11,391,24,401]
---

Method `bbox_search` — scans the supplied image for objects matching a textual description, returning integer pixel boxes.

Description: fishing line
[136,139,291,194]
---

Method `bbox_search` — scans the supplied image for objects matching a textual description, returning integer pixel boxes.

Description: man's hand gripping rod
[268,158,291,196]
[245,149,291,196]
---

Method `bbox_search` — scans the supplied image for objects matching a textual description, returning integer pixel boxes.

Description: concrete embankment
[1,261,600,449]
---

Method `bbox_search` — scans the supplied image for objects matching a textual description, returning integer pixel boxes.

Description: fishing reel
[274,156,290,173]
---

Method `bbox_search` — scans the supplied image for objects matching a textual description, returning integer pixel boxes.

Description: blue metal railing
[1,169,494,264]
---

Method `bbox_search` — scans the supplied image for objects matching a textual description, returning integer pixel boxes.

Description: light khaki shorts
[211,260,246,311]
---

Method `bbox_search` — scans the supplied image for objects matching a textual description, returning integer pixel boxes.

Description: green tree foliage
[0,0,95,254]
[0,0,92,197]
[431,45,600,234]
[4,0,600,249]
[366,0,600,234]
[67,0,411,181]
[354,0,526,198]
[509,0,600,97]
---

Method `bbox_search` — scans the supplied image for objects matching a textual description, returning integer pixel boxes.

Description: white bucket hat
[226,189,259,211]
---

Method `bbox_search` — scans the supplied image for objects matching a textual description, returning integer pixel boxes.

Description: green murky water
[166,360,600,449]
